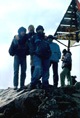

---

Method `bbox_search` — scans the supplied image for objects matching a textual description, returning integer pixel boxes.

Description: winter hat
[18,27,26,34]
[62,49,67,54]
[36,25,44,32]
[47,35,53,39]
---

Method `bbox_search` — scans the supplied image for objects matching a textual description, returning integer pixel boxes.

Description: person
[9,27,29,90]
[28,25,42,88]
[47,35,61,87]
[27,25,35,39]
[29,25,51,90]
[60,49,72,87]
[27,25,36,77]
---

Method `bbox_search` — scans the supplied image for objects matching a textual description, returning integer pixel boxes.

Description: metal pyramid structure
[54,0,80,42]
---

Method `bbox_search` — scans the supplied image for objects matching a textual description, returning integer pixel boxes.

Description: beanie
[18,27,26,34]
[47,35,53,39]
[36,25,44,32]
[62,49,67,54]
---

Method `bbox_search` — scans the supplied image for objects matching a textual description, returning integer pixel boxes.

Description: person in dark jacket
[47,35,61,87]
[9,27,29,90]
[29,25,51,90]
[27,25,36,77]
[60,49,72,87]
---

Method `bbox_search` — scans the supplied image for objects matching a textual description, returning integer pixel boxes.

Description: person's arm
[57,45,61,59]
[8,37,19,56]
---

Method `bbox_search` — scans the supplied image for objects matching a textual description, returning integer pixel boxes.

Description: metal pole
[67,39,70,51]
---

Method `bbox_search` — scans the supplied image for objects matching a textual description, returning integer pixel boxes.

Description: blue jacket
[49,42,61,62]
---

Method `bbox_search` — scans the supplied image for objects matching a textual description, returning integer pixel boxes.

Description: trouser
[31,55,50,89]
[30,56,34,78]
[50,61,59,87]
[60,67,72,87]
[31,66,34,78]
[13,55,26,87]
[41,58,50,89]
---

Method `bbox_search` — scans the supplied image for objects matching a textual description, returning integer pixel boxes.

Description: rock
[0,84,80,118]
[74,82,80,90]
[0,113,4,118]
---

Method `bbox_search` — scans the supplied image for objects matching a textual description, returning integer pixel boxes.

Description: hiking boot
[17,87,24,92]
[14,86,17,90]
[17,85,28,92]
[29,84,36,90]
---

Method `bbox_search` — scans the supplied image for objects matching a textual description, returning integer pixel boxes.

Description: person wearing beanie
[47,35,61,87]
[9,26,29,90]
[29,25,51,91]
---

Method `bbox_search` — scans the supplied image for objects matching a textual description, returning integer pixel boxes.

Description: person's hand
[61,55,64,61]
[14,35,19,40]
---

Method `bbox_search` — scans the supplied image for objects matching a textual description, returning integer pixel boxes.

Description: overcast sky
[0,0,80,89]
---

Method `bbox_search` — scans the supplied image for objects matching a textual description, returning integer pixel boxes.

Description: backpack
[35,40,51,59]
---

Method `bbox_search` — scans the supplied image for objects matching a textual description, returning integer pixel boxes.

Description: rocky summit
[0,84,80,118]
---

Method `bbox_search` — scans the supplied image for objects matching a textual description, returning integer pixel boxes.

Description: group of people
[8,24,72,91]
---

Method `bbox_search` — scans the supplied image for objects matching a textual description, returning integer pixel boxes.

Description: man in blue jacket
[29,25,51,90]
[47,35,61,87]
[9,27,29,90]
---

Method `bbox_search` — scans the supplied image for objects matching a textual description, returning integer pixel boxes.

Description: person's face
[28,27,34,33]
[37,29,44,33]
[48,38,53,42]
[20,31,26,36]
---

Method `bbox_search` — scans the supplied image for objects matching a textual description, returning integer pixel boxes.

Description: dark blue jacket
[27,32,36,40]
[29,33,51,59]
[29,33,45,55]
[9,34,29,57]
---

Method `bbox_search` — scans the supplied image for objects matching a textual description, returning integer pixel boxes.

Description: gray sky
[0,0,80,89]
[0,0,71,44]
